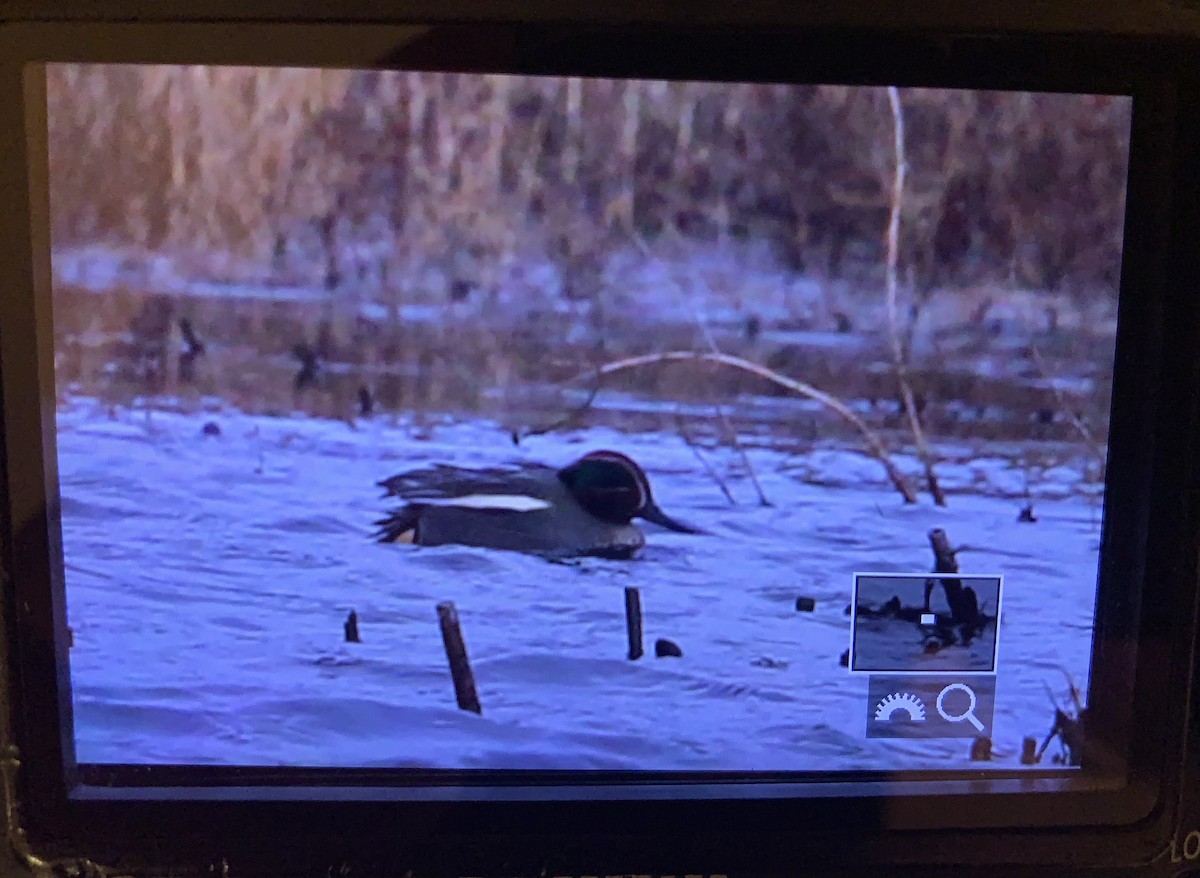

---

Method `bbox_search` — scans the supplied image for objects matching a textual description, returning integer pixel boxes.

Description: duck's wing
[373,505,424,544]
[373,462,564,546]
[377,462,558,503]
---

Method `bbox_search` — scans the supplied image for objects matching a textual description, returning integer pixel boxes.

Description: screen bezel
[1,17,1197,873]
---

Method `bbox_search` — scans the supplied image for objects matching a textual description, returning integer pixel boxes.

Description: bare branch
[1029,346,1107,467]
[511,380,601,445]
[885,86,946,506]
[675,411,737,506]
[693,310,771,506]
[569,350,919,504]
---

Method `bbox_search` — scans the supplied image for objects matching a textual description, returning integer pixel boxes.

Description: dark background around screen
[3,2,1200,878]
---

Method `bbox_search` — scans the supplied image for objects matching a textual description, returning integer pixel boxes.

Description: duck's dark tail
[373,505,424,544]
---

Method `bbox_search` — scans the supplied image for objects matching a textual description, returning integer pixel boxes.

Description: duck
[373,450,701,559]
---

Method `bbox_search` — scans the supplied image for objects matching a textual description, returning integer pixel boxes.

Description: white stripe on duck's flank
[420,494,553,512]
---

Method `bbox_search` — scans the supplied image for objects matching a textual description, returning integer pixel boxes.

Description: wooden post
[344,610,361,643]
[625,587,644,660]
[436,602,481,714]
[970,736,992,761]
[928,528,959,574]
[926,528,967,621]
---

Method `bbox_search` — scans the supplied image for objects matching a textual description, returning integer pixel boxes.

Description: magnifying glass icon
[936,683,985,732]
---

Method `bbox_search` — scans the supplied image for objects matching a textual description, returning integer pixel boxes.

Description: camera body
[1,3,1199,877]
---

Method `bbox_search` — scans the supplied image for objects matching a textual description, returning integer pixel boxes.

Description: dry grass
[47,67,1131,297]
[47,70,1121,480]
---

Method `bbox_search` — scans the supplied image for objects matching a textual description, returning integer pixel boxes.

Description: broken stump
[343,610,361,643]
[655,638,683,658]
[970,737,993,761]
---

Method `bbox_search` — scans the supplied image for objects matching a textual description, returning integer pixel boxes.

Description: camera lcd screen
[45,64,1130,777]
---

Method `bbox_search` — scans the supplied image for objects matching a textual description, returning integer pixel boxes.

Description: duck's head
[556,450,701,533]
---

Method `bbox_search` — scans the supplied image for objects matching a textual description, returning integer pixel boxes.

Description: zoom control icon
[867,676,996,739]
[936,682,985,731]
[873,691,927,722]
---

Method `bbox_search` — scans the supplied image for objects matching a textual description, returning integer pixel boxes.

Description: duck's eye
[559,456,649,524]
[574,482,641,523]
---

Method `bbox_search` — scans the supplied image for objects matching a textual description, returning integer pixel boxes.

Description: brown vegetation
[47,67,1123,499]
[47,66,1130,295]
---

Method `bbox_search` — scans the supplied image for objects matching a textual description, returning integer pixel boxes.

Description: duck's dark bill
[38,60,1130,795]
[641,502,705,534]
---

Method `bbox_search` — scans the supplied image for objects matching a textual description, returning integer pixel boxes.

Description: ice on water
[59,401,1098,771]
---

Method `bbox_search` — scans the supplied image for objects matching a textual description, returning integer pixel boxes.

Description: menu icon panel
[866,675,998,739]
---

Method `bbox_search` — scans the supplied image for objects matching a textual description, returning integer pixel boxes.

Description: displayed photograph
[47,64,1129,771]
[850,573,1002,673]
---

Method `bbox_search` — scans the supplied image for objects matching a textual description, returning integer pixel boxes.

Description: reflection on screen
[46,64,1129,775]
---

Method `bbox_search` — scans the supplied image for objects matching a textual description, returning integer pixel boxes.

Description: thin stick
[436,602,481,714]
[693,310,771,506]
[1030,346,1106,466]
[569,350,918,504]
[513,380,601,444]
[717,402,770,506]
[625,587,644,660]
[1060,667,1084,715]
[675,411,736,505]
[885,86,945,506]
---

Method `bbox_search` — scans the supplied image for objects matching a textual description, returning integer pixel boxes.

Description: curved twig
[511,380,601,445]
[569,350,919,504]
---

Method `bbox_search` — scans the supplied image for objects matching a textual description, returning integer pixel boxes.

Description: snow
[59,399,1098,771]
[47,235,1109,773]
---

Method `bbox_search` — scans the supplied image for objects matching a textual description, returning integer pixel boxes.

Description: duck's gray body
[374,452,697,559]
